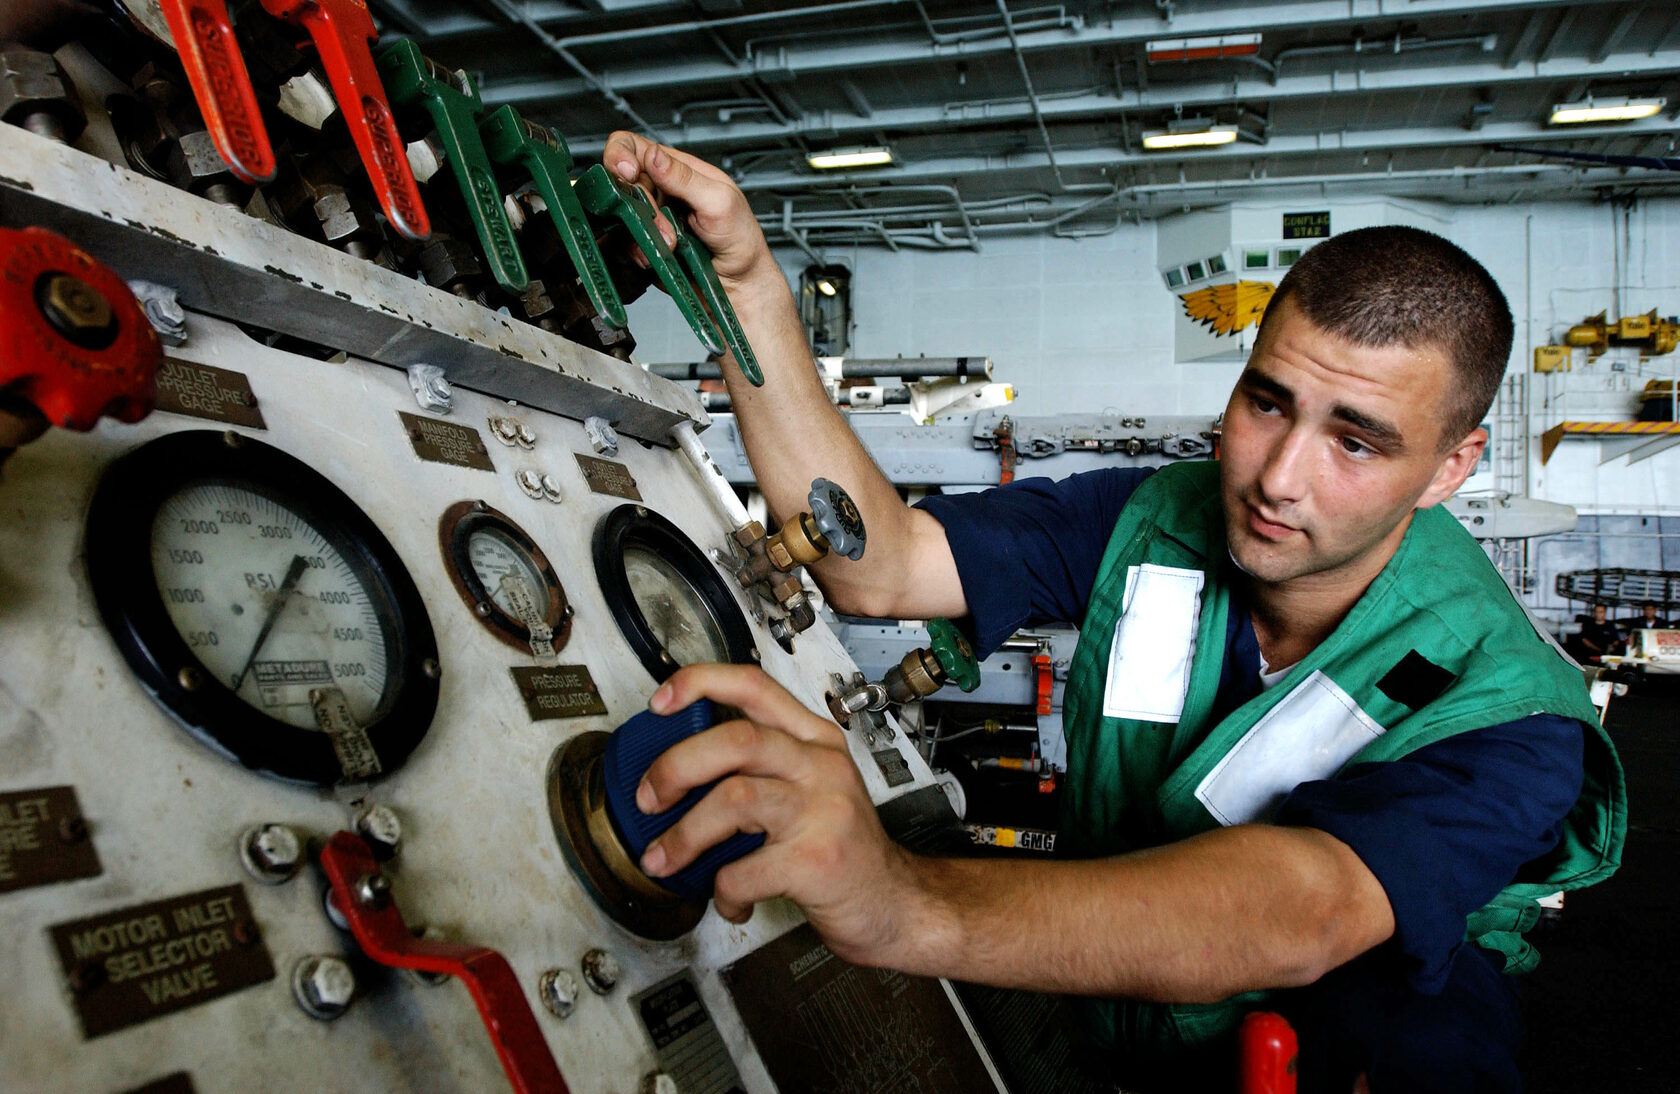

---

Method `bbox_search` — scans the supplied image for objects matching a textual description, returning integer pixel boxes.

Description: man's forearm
[713,271,931,616]
[877,824,1395,1004]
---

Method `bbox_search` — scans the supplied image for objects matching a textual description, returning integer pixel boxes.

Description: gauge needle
[230,554,310,693]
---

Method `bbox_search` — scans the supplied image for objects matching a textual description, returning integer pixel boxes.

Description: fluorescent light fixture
[1142,124,1239,150]
[1549,97,1665,124]
[807,147,894,169]
[816,279,839,296]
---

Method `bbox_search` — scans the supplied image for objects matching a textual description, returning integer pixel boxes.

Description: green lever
[927,618,981,694]
[479,106,628,331]
[572,164,725,357]
[377,40,528,294]
[661,205,763,386]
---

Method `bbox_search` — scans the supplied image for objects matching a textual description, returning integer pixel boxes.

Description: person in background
[1572,604,1624,663]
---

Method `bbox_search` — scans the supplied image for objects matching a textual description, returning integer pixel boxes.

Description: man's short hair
[1254,226,1513,448]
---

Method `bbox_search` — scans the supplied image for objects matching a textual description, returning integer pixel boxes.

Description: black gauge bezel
[591,503,756,682]
[85,430,441,786]
[439,500,570,654]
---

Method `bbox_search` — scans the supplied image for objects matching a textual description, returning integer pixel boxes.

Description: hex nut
[0,48,85,140]
[538,967,580,1019]
[292,955,356,1020]
[354,803,403,859]
[580,948,620,995]
[239,823,304,884]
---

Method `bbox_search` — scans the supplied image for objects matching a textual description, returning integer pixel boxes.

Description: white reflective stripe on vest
[1101,563,1204,723]
[1195,669,1387,826]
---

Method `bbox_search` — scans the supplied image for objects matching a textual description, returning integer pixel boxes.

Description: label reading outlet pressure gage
[86,432,440,787]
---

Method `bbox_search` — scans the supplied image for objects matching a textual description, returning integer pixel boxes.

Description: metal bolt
[292,955,356,1020]
[322,886,350,931]
[68,957,106,995]
[475,602,493,618]
[516,469,544,499]
[540,474,563,503]
[353,872,392,909]
[56,815,87,843]
[408,364,452,413]
[127,280,188,346]
[537,968,580,1019]
[232,919,260,947]
[580,948,620,995]
[355,803,403,859]
[34,272,117,350]
[177,666,204,692]
[584,416,620,457]
[422,658,441,679]
[239,823,304,884]
[405,924,452,986]
[640,1074,679,1094]
[517,423,538,448]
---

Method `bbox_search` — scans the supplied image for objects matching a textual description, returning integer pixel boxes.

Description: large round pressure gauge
[592,504,757,682]
[439,500,570,654]
[86,431,440,786]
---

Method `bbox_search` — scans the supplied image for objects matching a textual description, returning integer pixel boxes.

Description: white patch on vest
[1101,563,1205,722]
[1194,670,1386,826]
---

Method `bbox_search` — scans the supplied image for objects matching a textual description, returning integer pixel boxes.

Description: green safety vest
[1058,461,1625,1059]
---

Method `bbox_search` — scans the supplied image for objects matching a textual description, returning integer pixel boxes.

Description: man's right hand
[602,132,780,297]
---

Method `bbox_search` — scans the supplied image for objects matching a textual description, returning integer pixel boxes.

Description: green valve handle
[661,205,763,386]
[572,164,725,357]
[927,618,981,694]
[479,106,628,331]
[377,40,528,294]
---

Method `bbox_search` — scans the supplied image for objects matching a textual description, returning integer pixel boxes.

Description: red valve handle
[157,0,277,184]
[318,832,567,1094]
[0,227,160,432]
[259,0,430,240]
[1238,1011,1299,1094]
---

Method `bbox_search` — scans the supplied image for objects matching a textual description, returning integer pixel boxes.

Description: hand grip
[319,832,568,1094]
[661,205,762,386]
[157,0,276,184]
[479,106,623,326]
[260,0,430,240]
[573,164,724,356]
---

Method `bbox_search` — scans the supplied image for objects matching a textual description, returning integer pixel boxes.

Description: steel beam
[729,115,1680,191]
[566,47,1680,156]
[477,0,1629,107]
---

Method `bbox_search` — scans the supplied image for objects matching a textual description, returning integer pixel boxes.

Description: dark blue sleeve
[1274,713,1586,995]
[912,467,1155,657]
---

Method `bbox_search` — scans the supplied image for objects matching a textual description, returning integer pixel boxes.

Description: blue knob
[601,699,766,900]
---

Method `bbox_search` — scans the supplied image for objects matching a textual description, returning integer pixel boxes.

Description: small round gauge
[439,500,570,654]
[593,504,757,682]
[86,431,440,786]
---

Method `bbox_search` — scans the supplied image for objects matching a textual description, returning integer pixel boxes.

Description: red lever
[157,0,277,184]
[1,227,160,432]
[259,0,430,240]
[1237,1011,1298,1094]
[318,832,567,1094]
[1033,652,1053,716]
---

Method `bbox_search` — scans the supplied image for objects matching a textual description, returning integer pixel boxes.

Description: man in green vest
[602,133,1625,1092]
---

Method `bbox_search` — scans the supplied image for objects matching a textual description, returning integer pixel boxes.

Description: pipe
[654,357,993,381]
[1490,144,1680,172]
[994,0,1108,195]
[671,420,752,528]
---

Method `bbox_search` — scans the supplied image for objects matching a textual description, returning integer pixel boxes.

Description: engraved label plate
[153,359,266,428]
[634,973,746,1094]
[723,923,997,1093]
[871,748,914,788]
[399,411,495,471]
[0,786,101,893]
[50,885,275,1039]
[511,665,608,720]
[575,453,642,500]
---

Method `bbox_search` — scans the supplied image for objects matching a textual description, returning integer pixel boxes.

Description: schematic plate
[722,923,997,1093]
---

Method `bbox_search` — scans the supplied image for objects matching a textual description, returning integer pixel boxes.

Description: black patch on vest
[1377,650,1457,710]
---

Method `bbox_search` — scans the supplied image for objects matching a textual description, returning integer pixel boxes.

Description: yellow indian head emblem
[1179,280,1275,337]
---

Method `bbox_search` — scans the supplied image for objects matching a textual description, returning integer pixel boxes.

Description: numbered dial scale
[86,431,440,786]
[438,500,571,654]
[592,504,757,682]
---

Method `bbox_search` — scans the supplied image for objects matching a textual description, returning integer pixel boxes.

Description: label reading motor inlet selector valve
[634,973,746,1094]
[400,411,496,471]
[152,359,266,429]
[49,885,275,1038]
[0,786,102,893]
[511,665,608,720]
[574,453,641,501]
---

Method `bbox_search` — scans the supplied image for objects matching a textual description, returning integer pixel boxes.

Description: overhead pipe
[994,0,1109,195]
[1489,144,1680,172]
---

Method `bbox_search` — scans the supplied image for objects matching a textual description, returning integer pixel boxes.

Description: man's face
[1219,297,1485,589]
[1594,605,1607,623]
[1643,606,1658,623]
